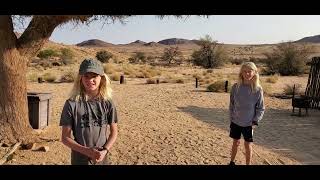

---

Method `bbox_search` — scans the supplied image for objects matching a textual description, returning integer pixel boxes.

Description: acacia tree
[0,15,195,144]
[0,15,130,144]
[161,46,184,65]
[191,34,227,68]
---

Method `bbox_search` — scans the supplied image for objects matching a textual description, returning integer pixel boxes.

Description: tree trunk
[0,15,114,144]
[0,16,34,144]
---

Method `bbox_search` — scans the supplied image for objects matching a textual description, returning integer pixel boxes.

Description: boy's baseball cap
[79,59,104,76]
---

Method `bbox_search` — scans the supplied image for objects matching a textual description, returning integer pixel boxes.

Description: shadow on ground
[178,105,320,164]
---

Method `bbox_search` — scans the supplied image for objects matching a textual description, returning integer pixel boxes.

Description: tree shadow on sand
[178,105,320,164]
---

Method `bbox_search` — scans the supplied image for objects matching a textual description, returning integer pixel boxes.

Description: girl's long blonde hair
[69,73,112,101]
[237,62,261,93]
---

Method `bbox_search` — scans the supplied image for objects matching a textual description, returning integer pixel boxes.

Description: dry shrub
[160,79,169,83]
[39,60,52,68]
[136,72,145,78]
[207,80,231,92]
[43,72,57,82]
[207,69,213,73]
[192,73,202,79]
[266,74,280,83]
[104,63,115,74]
[60,71,76,83]
[110,73,121,81]
[146,78,157,84]
[176,78,184,84]
[260,82,273,95]
[283,84,302,95]
[27,73,38,82]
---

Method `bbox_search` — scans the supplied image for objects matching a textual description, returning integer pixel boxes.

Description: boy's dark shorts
[229,122,253,142]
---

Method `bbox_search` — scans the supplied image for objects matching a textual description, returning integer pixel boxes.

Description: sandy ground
[1,76,319,165]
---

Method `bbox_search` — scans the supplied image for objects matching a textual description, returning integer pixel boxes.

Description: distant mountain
[295,35,320,43]
[129,40,146,45]
[158,38,196,45]
[76,39,114,47]
[143,41,163,47]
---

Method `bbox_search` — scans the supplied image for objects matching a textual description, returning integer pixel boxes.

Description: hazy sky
[38,15,320,45]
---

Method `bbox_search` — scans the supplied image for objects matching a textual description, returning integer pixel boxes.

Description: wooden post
[120,75,125,84]
[225,80,229,92]
[196,78,198,88]
[292,84,296,98]
[38,77,43,83]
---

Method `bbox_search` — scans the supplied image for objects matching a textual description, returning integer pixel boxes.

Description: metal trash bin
[27,92,52,129]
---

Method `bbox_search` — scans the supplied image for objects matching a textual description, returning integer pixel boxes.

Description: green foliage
[96,50,113,63]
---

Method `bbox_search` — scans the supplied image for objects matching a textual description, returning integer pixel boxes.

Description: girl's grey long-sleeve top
[229,83,265,127]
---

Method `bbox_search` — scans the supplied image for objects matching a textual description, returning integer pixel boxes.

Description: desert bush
[204,74,212,80]
[202,71,208,76]
[283,84,302,95]
[43,72,57,82]
[161,46,184,65]
[129,52,146,64]
[39,60,52,68]
[175,78,185,84]
[27,73,38,82]
[207,80,230,92]
[141,71,152,78]
[96,50,113,63]
[265,74,279,83]
[60,71,76,83]
[123,68,135,76]
[37,49,59,59]
[146,56,156,63]
[136,72,145,78]
[103,63,115,74]
[191,35,229,68]
[160,79,169,83]
[260,82,272,95]
[110,73,121,81]
[128,74,136,78]
[146,78,157,84]
[60,48,75,65]
[146,69,158,77]
[263,42,313,75]
[112,57,123,64]
[204,79,214,84]
[62,58,75,65]
[192,73,202,79]
[206,69,213,73]
[230,58,247,65]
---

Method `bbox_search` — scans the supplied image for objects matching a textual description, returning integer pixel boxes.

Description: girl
[229,62,265,165]
[60,58,118,165]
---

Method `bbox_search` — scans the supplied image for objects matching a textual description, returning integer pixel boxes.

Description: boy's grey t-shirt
[60,98,118,165]
[229,83,265,127]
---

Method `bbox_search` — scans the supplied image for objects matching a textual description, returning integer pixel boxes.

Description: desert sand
[2,73,319,165]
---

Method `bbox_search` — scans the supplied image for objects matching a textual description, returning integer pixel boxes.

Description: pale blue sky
[32,15,320,45]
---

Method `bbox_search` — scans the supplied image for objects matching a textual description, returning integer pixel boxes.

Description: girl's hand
[86,147,101,160]
[96,149,109,162]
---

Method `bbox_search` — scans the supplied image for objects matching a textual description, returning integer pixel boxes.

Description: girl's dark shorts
[229,122,253,142]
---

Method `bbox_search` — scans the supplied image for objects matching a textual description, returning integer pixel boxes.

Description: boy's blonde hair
[237,62,261,93]
[69,73,112,101]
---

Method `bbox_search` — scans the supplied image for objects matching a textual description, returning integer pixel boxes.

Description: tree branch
[16,15,91,58]
[0,141,21,165]
[0,16,17,49]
